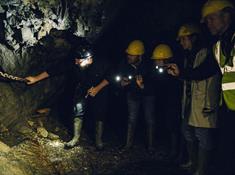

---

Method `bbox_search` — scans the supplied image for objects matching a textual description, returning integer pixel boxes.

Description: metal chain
[0,71,25,82]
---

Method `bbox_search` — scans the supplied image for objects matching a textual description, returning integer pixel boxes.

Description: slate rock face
[0,0,123,133]
[0,0,123,49]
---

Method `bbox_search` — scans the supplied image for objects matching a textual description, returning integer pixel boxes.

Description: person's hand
[166,63,180,76]
[87,86,100,97]
[202,108,215,117]
[136,75,144,89]
[25,76,39,85]
[120,77,131,87]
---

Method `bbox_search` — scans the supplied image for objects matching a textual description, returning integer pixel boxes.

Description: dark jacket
[47,57,111,99]
[116,59,154,98]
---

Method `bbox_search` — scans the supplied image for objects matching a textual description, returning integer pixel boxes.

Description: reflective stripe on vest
[214,33,235,110]
[222,82,235,91]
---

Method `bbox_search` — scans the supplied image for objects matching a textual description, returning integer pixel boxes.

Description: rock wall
[0,0,124,133]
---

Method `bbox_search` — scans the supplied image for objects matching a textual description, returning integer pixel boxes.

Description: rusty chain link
[0,71,26,82]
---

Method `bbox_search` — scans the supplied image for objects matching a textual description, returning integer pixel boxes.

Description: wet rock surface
[0,113,190,175]
[0,137,187,175]
[0,0,124,133]
[0,0,124,49]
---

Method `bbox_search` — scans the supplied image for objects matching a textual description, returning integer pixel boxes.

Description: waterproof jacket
[182,48,221,128]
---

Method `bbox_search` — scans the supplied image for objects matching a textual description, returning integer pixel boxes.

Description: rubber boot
[147,124,155,154]
[123,123,135,150]
[65,117,83,148]
[95,121,104,150]
[175,135,187,165]
[194,147,210,175]
[181,141,198,173]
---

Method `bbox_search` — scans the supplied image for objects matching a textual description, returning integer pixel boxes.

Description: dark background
[95,0,207,62]
[54,1,233,149]
[65,0,211,146]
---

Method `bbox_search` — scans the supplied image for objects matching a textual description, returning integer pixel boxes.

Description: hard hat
[126,40,145,56]
[152,44,173,60]
[201,0,234,20]
[177,24,200,40]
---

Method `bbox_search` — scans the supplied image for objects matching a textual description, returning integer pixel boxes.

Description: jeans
[73,88,108,121]
[127,94,155,127]
[182,119,215,150]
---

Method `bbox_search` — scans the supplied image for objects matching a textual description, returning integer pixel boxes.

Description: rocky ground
[0,109,222,175]
[0,112,191,175]
[0,137,189,175]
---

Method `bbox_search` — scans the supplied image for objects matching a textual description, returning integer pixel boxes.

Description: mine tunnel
[0,0,234,175]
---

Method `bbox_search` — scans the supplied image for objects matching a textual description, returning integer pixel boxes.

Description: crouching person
[25,41,111,150]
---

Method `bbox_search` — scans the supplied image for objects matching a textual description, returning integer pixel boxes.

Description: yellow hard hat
[177,24,200,40]
[201,0,234,20]
[126,40,145,56]
[152,44,173,60]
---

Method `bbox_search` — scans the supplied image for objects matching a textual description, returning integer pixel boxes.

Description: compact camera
[155,65,168,74]
[115,75,134,82]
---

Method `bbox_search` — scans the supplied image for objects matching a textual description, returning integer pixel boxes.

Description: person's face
[205,11,227,35]
[127,54,141,64]
[154,60,165,66]
[154,59,171,66]
[179,36,193,50]
[75,57,93,69]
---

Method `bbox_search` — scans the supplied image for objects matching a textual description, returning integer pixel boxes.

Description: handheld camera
[115,75,134,82]
[155,65,168,74]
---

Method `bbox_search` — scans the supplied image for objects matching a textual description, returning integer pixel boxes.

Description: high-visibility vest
[214,33,235,111]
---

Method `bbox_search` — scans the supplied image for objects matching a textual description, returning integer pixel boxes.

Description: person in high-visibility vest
[201,0,235,174]
[167,0,235,174]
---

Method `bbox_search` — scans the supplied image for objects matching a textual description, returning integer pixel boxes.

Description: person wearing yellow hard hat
[116,40,157,153]
[167,23,221,175]
[150,44,182,161]
[151,44,173,73]
[201,0,235,174]
[126,40,145,55]
[125,40,145,64]
[201,0,234,35]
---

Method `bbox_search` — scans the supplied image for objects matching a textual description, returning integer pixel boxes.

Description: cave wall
[0,0,125,49]
[0,0,124,132]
